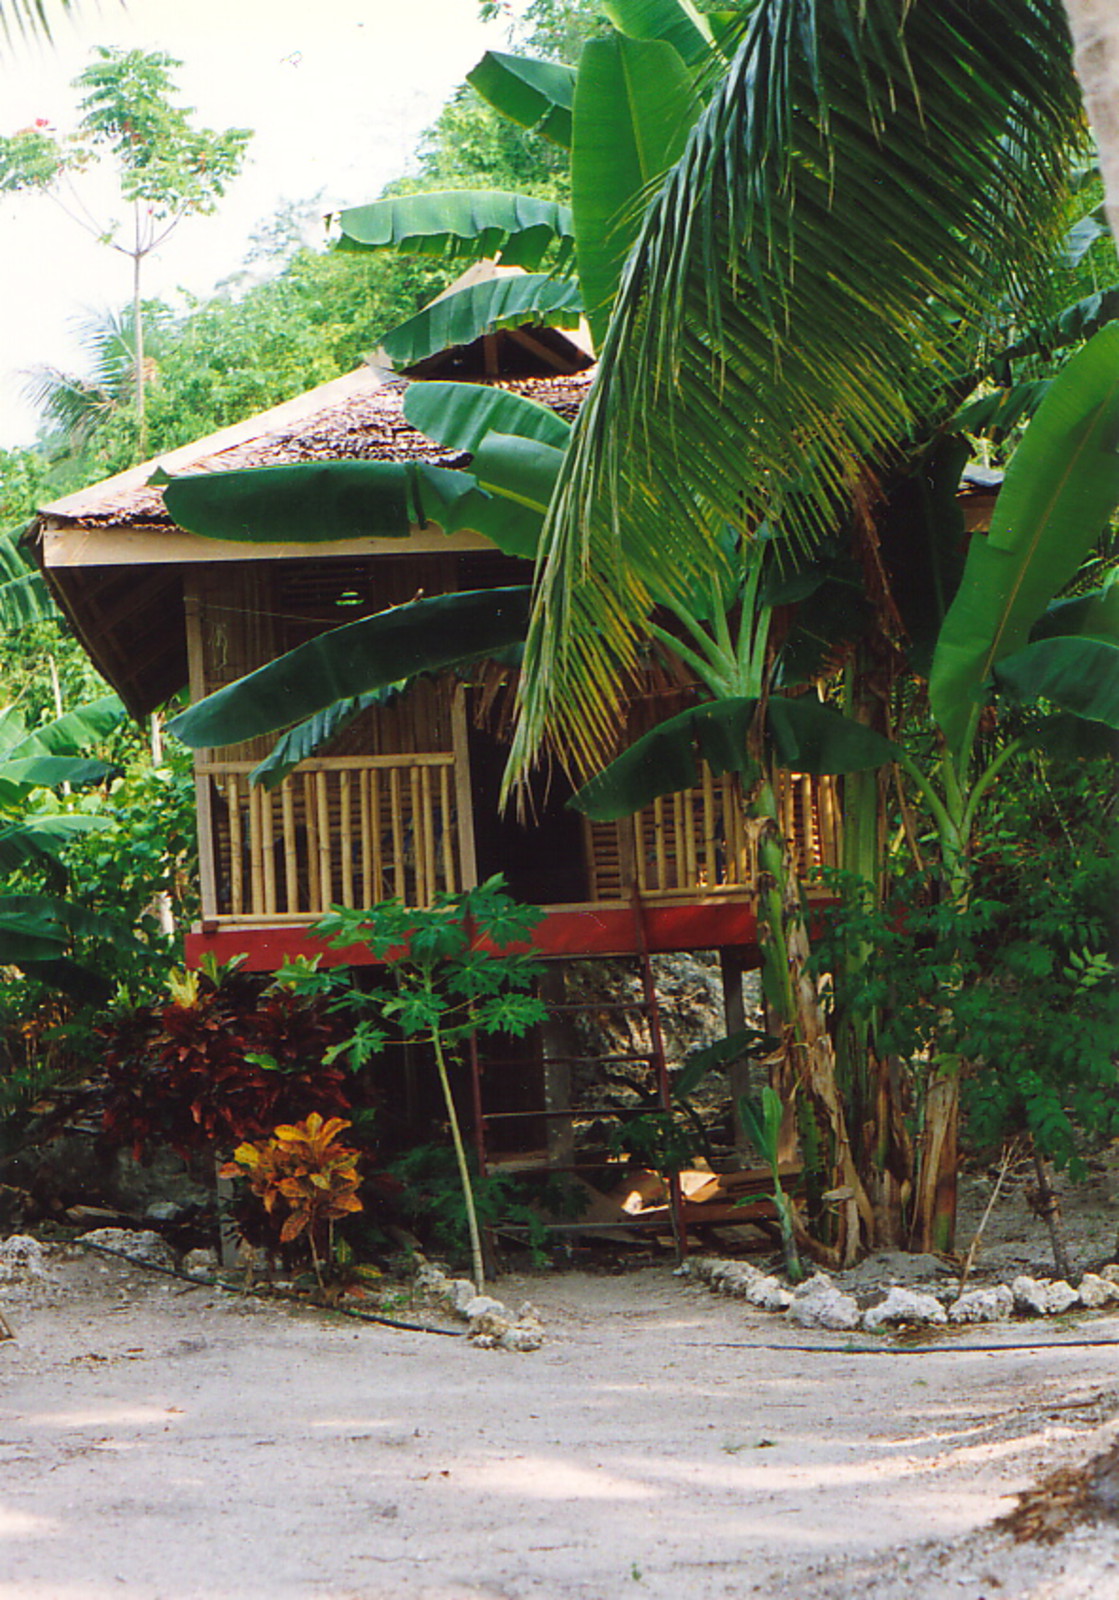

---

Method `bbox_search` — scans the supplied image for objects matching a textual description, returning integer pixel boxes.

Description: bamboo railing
[586,770,841,901]
[198,754,463,920]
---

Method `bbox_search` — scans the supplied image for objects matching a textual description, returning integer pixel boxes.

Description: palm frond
[509,0,1085,783]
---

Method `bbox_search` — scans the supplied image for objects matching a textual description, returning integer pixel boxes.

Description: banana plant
[0,693,146,990]
[337,0,724,361]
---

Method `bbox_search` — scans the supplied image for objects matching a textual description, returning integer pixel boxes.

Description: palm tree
[503,0,1094,1252]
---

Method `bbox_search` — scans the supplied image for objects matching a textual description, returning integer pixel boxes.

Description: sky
[0,0,523,447]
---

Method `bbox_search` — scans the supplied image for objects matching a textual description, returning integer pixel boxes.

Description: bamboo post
[371,768,384,903]
[282,781,298,913]
[421,767,437,903]
[654,797,667,890]
[439,764,455,891]
[228,775,244,917]
[702,766,717,886]
[340,769,354,907]
[410,766,425,905]
[390,767,405,900]
[801,775,817,871]
[249,784,265,915]
[360,768,374,907]
[304,773,319,913]
[450,685,478,891]
[316,771,332,909]
[261,786,276,914]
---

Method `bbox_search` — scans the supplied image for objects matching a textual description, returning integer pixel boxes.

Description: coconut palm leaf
[380,274,583,369]
[509,0,1084,783]
[338,191,574,271]
[0,0,73,42]
[467,50,576,148]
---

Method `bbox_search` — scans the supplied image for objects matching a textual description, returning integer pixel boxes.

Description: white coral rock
[787,1273,861,1331]
[948,1285,1014,1323]
[863,1287,948,1332]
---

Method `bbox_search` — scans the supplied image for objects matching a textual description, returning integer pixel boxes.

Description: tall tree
[0,47,250,456]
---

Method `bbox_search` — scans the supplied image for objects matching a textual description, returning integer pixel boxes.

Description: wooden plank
[43,526,491,570]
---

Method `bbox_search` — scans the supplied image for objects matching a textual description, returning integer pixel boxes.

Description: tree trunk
[132,205,147,460]
[1063,0,1119,242]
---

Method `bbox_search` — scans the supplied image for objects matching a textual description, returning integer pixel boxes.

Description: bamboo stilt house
[30,318,842,971]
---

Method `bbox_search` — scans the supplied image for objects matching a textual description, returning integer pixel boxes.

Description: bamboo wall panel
[201,755,461,917]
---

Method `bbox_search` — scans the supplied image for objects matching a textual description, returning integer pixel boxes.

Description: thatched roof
[31,363,593,718]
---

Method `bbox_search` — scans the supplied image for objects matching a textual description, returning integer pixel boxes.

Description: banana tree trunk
[753,775,876,1262]
[910,1063,960,1253]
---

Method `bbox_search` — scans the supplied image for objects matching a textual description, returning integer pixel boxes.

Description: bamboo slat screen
[586,769,841,901]
[200,755,461,917]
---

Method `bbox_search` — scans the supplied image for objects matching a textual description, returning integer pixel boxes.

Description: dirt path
[1,1250,1116,1599]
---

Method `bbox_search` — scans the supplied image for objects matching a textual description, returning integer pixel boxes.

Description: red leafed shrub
[98,980,353,1160]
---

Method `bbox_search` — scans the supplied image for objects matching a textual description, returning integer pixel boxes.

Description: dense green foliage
[815,750,1118,1176]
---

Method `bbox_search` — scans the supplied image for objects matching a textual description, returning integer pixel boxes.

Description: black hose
[74,1237,466,1337]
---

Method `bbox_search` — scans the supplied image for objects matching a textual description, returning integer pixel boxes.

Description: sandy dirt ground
[1,1207,1117,1600]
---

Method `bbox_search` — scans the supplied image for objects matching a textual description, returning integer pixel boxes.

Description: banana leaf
[169,587,533,750]
[0,695,124,758]
[1030,712,1119,762]
[380,275,583,370]
[572,31,701,347]
[403,380,571,452]
[930,323,1119,764]
[570,698,761,820]
[467,50,575,148]
[0,814,111,873]
[0,571,57,630]
[950,380,1052,441]
[0,756,112,791]
[338,191,574,270]
[0,892,145,965]
[994,637,1119,728]
[249,688,403,791]
[603,0,718,67]
[764,698,897,774]
[164,460,471,544]
[1030,582,1119,643]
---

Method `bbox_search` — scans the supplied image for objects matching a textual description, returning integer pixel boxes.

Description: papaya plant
[310,876,547,1291]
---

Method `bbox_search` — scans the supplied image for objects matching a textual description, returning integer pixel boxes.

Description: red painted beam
[184,898,776,971]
